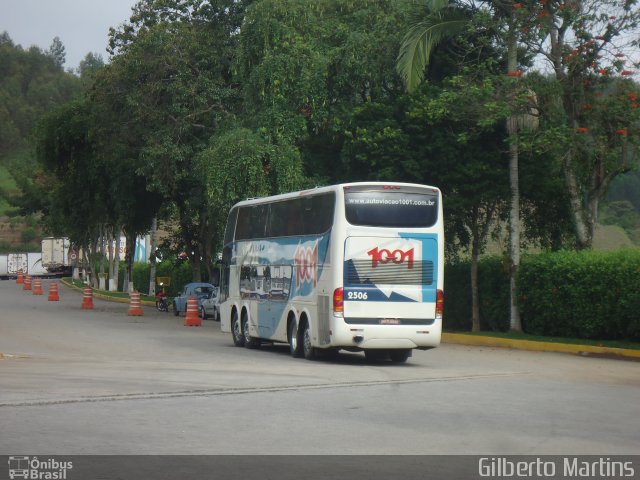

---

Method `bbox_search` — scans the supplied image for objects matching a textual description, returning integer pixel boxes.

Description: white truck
[41,237,72,274]
[0,252,48,278]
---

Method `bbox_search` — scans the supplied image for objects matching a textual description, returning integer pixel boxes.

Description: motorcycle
[156,293,169,312]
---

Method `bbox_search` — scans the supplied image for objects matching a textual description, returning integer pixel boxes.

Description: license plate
[380,318,400,325]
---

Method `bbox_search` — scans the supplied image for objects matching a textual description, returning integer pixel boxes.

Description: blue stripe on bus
[399,233,438,303]
[235,232,332,338]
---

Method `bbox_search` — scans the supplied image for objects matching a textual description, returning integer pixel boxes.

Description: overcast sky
[0,0,138,71]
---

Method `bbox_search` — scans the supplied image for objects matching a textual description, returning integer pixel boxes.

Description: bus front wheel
[288,320,302,357]
[231,311,244,347]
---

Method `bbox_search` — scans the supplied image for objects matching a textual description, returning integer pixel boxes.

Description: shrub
[20,227,36,243]
[105,260,198,297]
[443,262,471,331]
[519,250,640,341]
[155,260,193,297]
[446,250,640,341]
[444,256,510,332]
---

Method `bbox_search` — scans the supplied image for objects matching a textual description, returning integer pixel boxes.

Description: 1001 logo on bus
[367,247,414,269]
[295,243,318,288]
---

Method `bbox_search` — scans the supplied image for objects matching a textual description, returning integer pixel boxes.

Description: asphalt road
[1,279,639,456]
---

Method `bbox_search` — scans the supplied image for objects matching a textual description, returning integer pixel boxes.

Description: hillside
[0,164,14,216]
[593,223,637,250]
[483,220,637,258]
[0,33,83,251]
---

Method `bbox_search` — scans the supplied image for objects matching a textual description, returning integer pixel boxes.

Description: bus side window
[236,207,251,240]
[286,201,301,236]
[224,208,238,245]
[267,202,287,237]
[303,193,335,235]
[220,245,232,301]
[249,205,268,239]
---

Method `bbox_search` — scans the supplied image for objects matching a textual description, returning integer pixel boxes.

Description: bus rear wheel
[389,349,411,363]
[231,311,244,347]
[302,321,316,360]
[242,314,260,349]
[364,349,387,363]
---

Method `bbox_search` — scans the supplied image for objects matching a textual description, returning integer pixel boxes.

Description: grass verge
[65,278,159,303]
[450,330,640,351]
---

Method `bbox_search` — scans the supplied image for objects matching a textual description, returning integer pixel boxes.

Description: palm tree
[397,0,534,332]
[396,0,470,94]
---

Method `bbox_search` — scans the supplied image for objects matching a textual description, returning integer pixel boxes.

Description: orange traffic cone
[128,291,144,316]
[16,269,24,284]
[184,297,201,327]
[32,278,43,295]
[48,282,60,301]
[23,275,32,291]
[81,287,94,309]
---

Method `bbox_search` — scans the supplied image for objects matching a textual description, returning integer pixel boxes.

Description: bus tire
[364,350,387,363]
[242,313,260,349]
[389,349,411,363]
[288,320,302,357]
[231,310,244,347]
[302,321,316,360]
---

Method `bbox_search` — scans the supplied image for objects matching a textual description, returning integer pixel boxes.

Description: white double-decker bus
[219,182,444,363]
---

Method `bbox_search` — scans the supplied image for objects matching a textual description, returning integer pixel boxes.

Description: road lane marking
[0,372,527,407]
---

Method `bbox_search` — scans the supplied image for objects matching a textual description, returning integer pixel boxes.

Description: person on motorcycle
[155,289,168,311]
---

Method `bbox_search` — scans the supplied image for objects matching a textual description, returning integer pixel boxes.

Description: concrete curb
[60,278,157,306]
[442,333,640,360]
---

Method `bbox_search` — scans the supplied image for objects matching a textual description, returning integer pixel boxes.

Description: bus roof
[234,182,440,208]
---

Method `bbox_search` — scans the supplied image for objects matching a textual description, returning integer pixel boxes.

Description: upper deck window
[235,192,335,240]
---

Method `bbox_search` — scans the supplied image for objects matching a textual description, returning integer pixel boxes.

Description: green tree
[198,127,304,256]
[344,75,512,332]
[32,95,162,290]
[0,32,82,232]
[522,0,640,249]
[47,36,66,70]
[77,52,105,88]
[102,0,252,281]
[33,99,108,258]
[0,33,80,157]
[396,0,532,331]
[238,0,414,184]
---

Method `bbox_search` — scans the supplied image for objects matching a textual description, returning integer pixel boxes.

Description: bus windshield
[344,187,439,228]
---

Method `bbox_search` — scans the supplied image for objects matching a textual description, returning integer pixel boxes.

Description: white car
[200,287,220,321]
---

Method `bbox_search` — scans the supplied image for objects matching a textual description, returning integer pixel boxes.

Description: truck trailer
[0,252,48,279]
[41,237,72,274]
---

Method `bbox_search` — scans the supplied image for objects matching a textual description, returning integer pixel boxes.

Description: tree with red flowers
[519,0,640,249]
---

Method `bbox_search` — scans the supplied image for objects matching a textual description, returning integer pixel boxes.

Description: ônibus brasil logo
[367,247,414,269]
[8,456,73,479]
